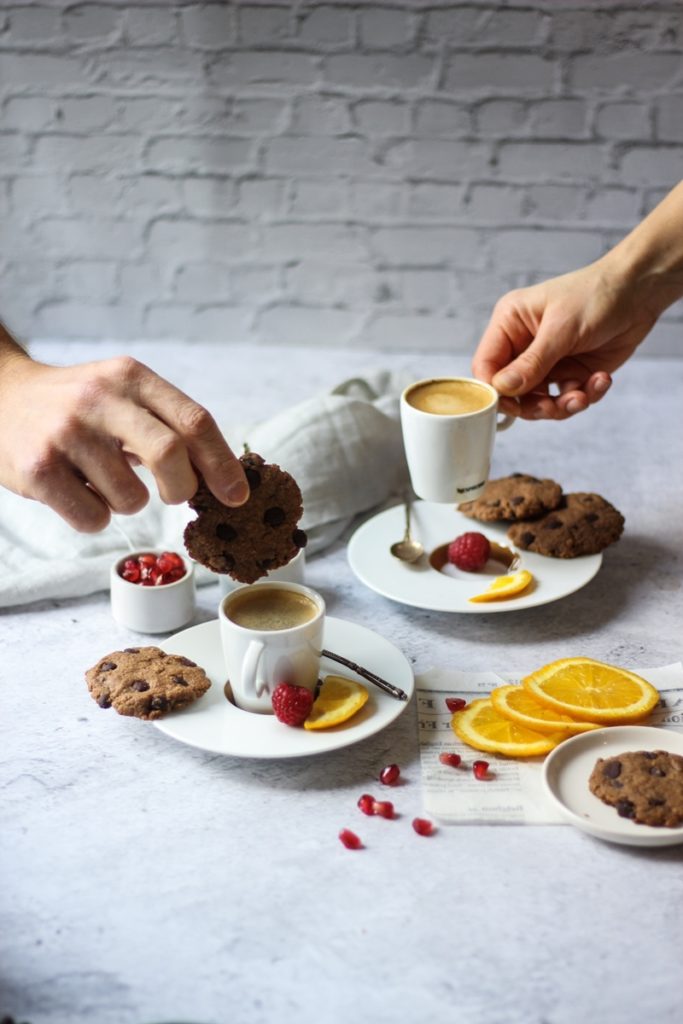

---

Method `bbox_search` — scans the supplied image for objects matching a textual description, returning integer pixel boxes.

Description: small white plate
[347,502,602,613]
[542,726,683,846]
[154,616,414,758]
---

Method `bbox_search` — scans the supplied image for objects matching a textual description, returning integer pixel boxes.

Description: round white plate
[347,502,602,613]
[154,616,414,758]
[542,726,683,846]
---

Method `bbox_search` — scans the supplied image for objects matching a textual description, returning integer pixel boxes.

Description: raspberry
[271,682,314,727]
[447,532,491,572]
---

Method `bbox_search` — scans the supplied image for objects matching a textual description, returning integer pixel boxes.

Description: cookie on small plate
[459,473,563,522]
[507,492,624,558]
[86,646,211,720]
[589,750,683,828]
[184,452,307,585]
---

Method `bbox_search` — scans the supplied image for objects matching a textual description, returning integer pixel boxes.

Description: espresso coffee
[226,587,318,632]
[406,379,493,416]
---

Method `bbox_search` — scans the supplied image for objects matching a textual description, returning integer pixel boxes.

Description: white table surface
[2,341,682,1024]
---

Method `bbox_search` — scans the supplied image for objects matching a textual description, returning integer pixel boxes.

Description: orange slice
[304,675,369,731]
[468,570,534,603]
[451,697,565,757]
[491,684,601,736]
[522,657,659,724]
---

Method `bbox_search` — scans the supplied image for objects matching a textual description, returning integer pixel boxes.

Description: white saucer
[542,726,683,846]
[154,617,414,758]
[347,502,602,613]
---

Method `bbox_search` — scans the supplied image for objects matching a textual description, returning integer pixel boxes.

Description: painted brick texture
[1,0,682,354]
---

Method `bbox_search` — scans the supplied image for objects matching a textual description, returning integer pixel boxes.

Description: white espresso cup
[400,377,514,504]
[219,581,325,714]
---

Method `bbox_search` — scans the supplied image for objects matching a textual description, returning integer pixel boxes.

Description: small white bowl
[110,550,196,634]
[216,546,306,598]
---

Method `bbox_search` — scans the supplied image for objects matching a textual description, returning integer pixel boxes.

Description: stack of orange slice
[451,657,660,757]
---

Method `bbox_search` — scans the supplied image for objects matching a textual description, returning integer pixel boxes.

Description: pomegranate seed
[438,752,462,768]
[121,565,141,583]
[357,793,375,816]
[138,553,156,568]
[445,697,467,713]
[473,760,490,780]
[339,828,362,850]
[379,763,400,786]
[412,817,435,837]
[372,800,395,819]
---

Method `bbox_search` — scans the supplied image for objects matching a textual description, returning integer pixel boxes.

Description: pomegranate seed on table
[412,818,435,837]
[339,828,363,850]
[445,697,467,713]
[379,763,400,786]
[357,793,375,816]
[473,760,490,780]
[372,800,395,819]
[438,752,462,768]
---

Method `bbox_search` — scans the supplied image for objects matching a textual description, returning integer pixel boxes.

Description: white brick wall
[1,0,682,354]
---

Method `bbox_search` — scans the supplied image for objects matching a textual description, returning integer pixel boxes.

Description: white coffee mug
[400,377,514,504]
[219,581,325,714]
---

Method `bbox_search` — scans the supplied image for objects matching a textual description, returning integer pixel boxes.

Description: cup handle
[496,412,515,431]
[242,639,268,699]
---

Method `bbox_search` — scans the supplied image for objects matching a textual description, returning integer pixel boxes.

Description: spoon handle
[321,649,409,701]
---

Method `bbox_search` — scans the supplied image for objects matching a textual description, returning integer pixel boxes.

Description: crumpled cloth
[0,371,410,608]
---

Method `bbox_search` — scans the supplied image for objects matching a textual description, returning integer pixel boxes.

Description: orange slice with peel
[304,675,369,731]
[522,657,659,724]
[468,569,534,603]
[451,697,565,757]
[491,684,601,736]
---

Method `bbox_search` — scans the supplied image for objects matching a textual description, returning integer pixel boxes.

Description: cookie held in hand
[86,646,211,720]
[184,452,307,584]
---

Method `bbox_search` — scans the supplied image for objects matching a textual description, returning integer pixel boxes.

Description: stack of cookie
[459,473,624,558]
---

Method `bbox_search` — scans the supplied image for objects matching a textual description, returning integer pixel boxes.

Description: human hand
[472,260,659,420]
[0,351,249,532]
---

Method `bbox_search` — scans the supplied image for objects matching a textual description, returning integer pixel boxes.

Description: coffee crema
[406,379,493,416]
[226,587,318,632]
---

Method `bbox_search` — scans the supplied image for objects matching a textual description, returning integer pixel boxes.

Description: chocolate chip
[602,760,622,779]
[176,656,196,667]
[546,519,562,530]
[292,528,308,549]
[615,799,636,819]
[510,496,524,506]
[486,499,501,507]
[150,695,169,712]
[220,553,236,570]
[510,472,524,478]
[171,675,189,687]
[585,513,599,523]
[642,751,657,759]
[99,661,117,672]
[648,797,666,807]
[649,767,666,777]
[130,679,150,692]
[257,559,275,571]
[245,467,261,489]
[264,506,285,527]
[97,693,112,709]
[215,523,237,542]
[521,531,535,547]
[124,647,140,654]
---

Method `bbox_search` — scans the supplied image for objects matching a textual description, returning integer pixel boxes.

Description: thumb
[491,326,571,396]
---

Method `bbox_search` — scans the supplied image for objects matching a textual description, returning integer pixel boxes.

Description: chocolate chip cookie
[86,646,211,720]
[184,452,307,585]
[507,492,624,557]
[459,473,563,522]
[589,749,683,828]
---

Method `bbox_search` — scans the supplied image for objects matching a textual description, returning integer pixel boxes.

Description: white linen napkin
[0,371,410,608]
